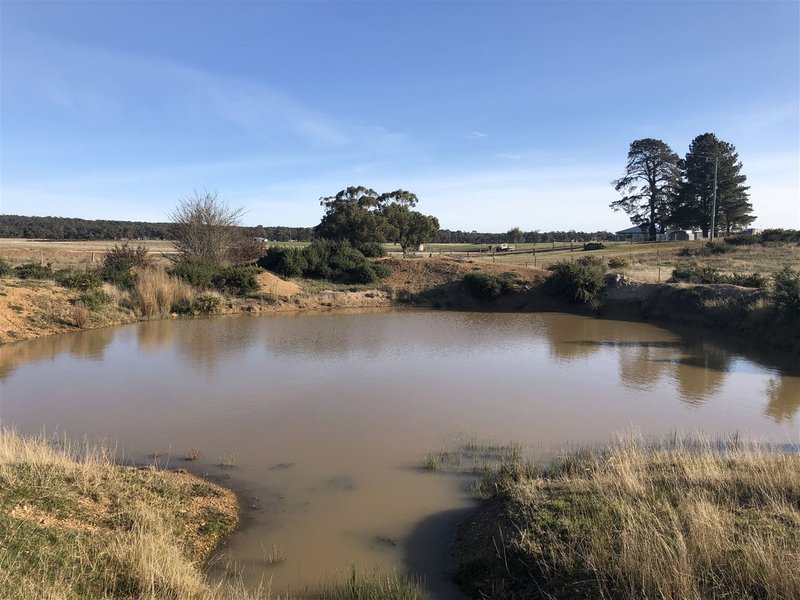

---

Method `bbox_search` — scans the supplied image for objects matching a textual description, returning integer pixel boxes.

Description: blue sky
[1,1,798,232]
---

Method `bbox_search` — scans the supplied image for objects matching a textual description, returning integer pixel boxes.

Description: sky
[1,1,798,233]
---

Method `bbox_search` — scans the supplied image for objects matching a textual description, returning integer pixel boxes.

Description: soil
[1,258,797,354]
[379,256,546,292]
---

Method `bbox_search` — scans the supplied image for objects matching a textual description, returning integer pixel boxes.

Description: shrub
[706,241,731,254]
[371,263,391,279]
[257,247,306,278]
[14,262,53,279]
[212,266,260,295]
[608,256,628,269]
[773,267,800,313]
[71,304,90,327]
[544,261,605,307]
[576,255,604,268]
[761,228,800,243]
[356,241,386,258]
[583,242,605,251]
[194,293,223,315]
[169,260,219,288]
[79,289,113,310]
[728,272,768,288]
[171,294,222,315]
[0,258,12,277]
[463,272,515,301]
[671,265,766,288]
[724,234,759,246]
[100,243,151,288]
[227,236,265,264]
[670,264,726,284]
[260,240,387,284]
[55,269,103,291]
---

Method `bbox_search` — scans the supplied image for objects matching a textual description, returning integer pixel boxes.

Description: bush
[79,289,113,310]
[463,272,515,301]
[670,265,726,284]
[706,241,731,254]
[724,234,759,246]
[171,293,223,315]
[356,242,386,258]
[576,255,604,268]
[583,242,605,251]
[194,293,223,315]
[728,272,768,288]
[671,265,766,288]
[544,261,605,307]
[14,262,53,279]
[371,263,391,279]
[100,243,151,288]
[260,240,388,284]
[169,260,220,288]
[227,236,265,263]
[257,247,306,278]
[0,258,12,277]
[773,267,800,313]
[212,266,260,295]
[55,269,103,291]
[608,256,628,269]
[761,228,800,243]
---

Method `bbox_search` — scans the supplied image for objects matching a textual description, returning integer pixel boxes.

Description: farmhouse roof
[615,225,648,235]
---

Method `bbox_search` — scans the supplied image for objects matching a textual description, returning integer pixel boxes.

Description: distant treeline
[434,230,616,244]
[0,214,614,244]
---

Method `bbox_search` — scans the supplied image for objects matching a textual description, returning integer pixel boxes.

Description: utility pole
[710,157,719,241]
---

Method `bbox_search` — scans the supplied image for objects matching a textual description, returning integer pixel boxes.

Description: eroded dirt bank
[1,257,797,353]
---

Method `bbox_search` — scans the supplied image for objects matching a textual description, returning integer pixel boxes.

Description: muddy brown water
[1,310,798,598]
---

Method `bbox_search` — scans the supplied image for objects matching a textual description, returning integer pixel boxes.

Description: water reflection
[765,377,800,423]
[0,327,115,381]
[1,311,798,425]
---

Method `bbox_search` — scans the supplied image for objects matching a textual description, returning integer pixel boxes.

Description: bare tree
[168,190,245,265]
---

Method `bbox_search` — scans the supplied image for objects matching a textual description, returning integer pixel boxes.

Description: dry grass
[130,268,194,318]
[457,434,800,600]
[0,430,265,600]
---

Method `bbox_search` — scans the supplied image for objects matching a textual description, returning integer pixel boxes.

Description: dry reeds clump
[459,434,800,600]
[130,268,194,318]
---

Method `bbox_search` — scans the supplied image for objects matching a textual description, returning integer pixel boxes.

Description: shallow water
[1,310,797,597]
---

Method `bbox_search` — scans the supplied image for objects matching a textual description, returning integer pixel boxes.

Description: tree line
[0,214,614,245]
[612,133,754,240]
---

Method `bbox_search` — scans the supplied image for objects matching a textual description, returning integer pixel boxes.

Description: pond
[1,310,797,597]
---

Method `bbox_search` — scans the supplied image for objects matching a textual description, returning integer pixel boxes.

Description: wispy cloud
[3,30,404,149]
[467,131,488,139]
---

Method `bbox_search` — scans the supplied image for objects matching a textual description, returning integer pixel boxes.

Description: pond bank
[0,431,242,599]
[2,257,797,353]
[454,437,800,599]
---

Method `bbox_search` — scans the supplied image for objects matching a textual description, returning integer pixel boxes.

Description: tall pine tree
[611,139,681,241]
[672,133,753,236]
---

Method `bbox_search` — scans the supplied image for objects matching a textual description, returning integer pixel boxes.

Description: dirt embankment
[2,257,797,353]
[600,275,799,353]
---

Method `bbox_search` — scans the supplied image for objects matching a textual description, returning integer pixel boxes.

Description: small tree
[508,227,524,244]
[169,190,245,266]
